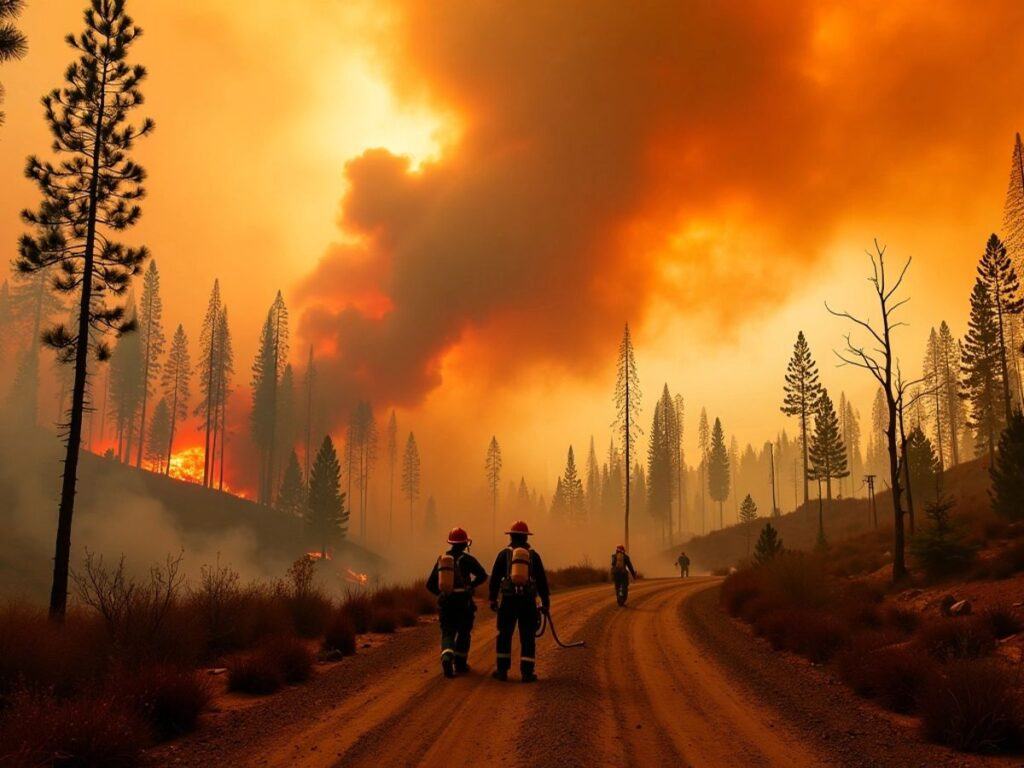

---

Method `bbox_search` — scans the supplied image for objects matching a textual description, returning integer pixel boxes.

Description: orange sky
[2,0,1024,518]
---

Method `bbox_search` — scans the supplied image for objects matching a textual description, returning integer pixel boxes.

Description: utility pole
[864,474,877,529]
[768,442,779,517]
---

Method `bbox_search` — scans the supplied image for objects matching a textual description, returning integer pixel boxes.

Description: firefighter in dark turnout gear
[426,527,488,678]
[489,520,550,683]
[611,545,638,605]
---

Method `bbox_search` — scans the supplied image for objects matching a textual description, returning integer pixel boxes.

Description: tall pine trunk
[135,311,153,467]
[49,64,108,622]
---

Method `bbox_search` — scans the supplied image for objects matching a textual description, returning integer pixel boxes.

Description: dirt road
[154,577,835,767]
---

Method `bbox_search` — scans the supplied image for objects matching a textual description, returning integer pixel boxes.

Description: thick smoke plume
[297,0,1024,424]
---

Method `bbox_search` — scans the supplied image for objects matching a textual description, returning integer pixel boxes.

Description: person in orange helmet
[426,526,488,678]
[488,520,550,683]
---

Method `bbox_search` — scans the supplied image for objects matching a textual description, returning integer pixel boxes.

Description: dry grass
[916,617,997,661]
[921,660,1023,753]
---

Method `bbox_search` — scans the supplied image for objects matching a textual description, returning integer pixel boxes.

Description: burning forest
[2,0,1024,766]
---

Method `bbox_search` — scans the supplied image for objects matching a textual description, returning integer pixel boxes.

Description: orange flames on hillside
[166,446,245,498]
[305,552,369,587]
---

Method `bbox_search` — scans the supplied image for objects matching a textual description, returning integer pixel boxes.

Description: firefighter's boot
[442,653,455,679]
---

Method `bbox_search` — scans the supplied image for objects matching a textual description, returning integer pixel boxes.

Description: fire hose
[535,607,585,648]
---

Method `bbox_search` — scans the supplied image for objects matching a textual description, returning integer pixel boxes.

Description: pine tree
[707,417,730,529]
[729,435,740,518]
[991,410,1024,521]
[646,389,675,542]
[107,296,143,462]
[739,494,758,554]
[251,293,288,504]
[160,324,190,474]
[674,393,685,534]
[938,322,964,466]
[585,436,600,514]
[275,363,297,492]
[630,461,646,519]
[808,388,849,531]
[922,328,948,470]
[613,323,642,549]
[16,0,154,619]
[385,410,397,539]
[133,260,163,467]
[349,401,376,538]
[560,445,585,522]
[961,278,1004,462]
[753,522,783,565]
[550,477,566,519]
[977,234,1023,418]
[213,307,233,490]
[4,271,63,426]
[303,347,316,483]
[307,435,346,558]
[780,331,821,506]
[277,449,306,521]
[196,280,221,485]
[401,432,421,533]
[842,396,863,490]
[868,387,888,476]
[144,396,170,472]
[485,436,502,543]
[0,0,27,125]
[697,408,710,533]
[906,426,940,508]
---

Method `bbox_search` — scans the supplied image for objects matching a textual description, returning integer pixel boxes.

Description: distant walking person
[611,545,638,606]
[489,520,550,683]
[677,551,691,578]
[426,527,488,678]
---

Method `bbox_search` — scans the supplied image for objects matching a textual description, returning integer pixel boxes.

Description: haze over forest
[3,0,1024,572]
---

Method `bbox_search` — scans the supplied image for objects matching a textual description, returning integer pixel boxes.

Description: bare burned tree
[826,241,918,581]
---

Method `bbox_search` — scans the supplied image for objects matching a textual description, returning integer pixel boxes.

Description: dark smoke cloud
[297,0,1024,421]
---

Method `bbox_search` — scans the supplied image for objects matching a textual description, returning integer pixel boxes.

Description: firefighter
[610,544,638,605]
[489,520,550,683]
[677,551,691,578]
[426,527,488,678]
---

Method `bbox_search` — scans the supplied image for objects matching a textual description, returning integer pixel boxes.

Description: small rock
[949,599,972,616]
[207,667,227,675]
[939,595,957,616]
[902,589,922,600]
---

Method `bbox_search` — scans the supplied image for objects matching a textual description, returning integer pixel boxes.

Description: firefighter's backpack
[613,551,626,573]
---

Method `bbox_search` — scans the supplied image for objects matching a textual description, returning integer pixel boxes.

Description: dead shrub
[784,610,848,663]
[322,611,357,656]
[370,609,398,634]
[917,617,997,661]
[720,570,759,617]
[285,558,333,638]
[833,629,903,696]
[921,660,1023,753]
[263,636,314,684]
[339,594,373,634]
[0,689,151,766]
[546,563,609,591]
[120,665,211,740]
[739,595,784,624]
[865,646,937,713]
[981,606,1022,639]
[227,651,283,695]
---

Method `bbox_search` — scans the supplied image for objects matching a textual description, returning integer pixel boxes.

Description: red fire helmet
[447,527,470,545]
[616,544,625,552]
[505,520,533,536]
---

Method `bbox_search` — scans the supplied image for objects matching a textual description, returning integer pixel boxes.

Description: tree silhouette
[753,522,783,565]
[827,242,917,581]
[250,292,288,504]
[697,407,709,534]
[647,387,675,542]
[307,435,346,558]
[196,280,221,485]
[906,426,940,508]
[144,396,169,473]
[348,401,377,538]
[275,363,297,492]
[922,328,948,470]
[977,234,1022,417]
[937,322,964,466]
[277,449,306,523]
[674,393,685,534]
[585,436,600,514]
[781,331,821,506]
[707,417,730,529]
[613,323,642,549]
[303,347,315,483]
[559,445,585,522]
[385,410,397,539]
[160,324,190,474]
[739,494,758,554]
[107,295,142,461]
[991,410,1024,521]
[133,260,163,467]
[808,388,849,541]
[16,0,154,619]
[0,0,27,125]
[485,435,502,543]
[213,307,233,490]
[961,278,1004,462]
[401,432,421,533]
[5,270,63,426]
[424,495,439,536]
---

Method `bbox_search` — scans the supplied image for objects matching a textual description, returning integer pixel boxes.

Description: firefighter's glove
[489,600,499,613]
